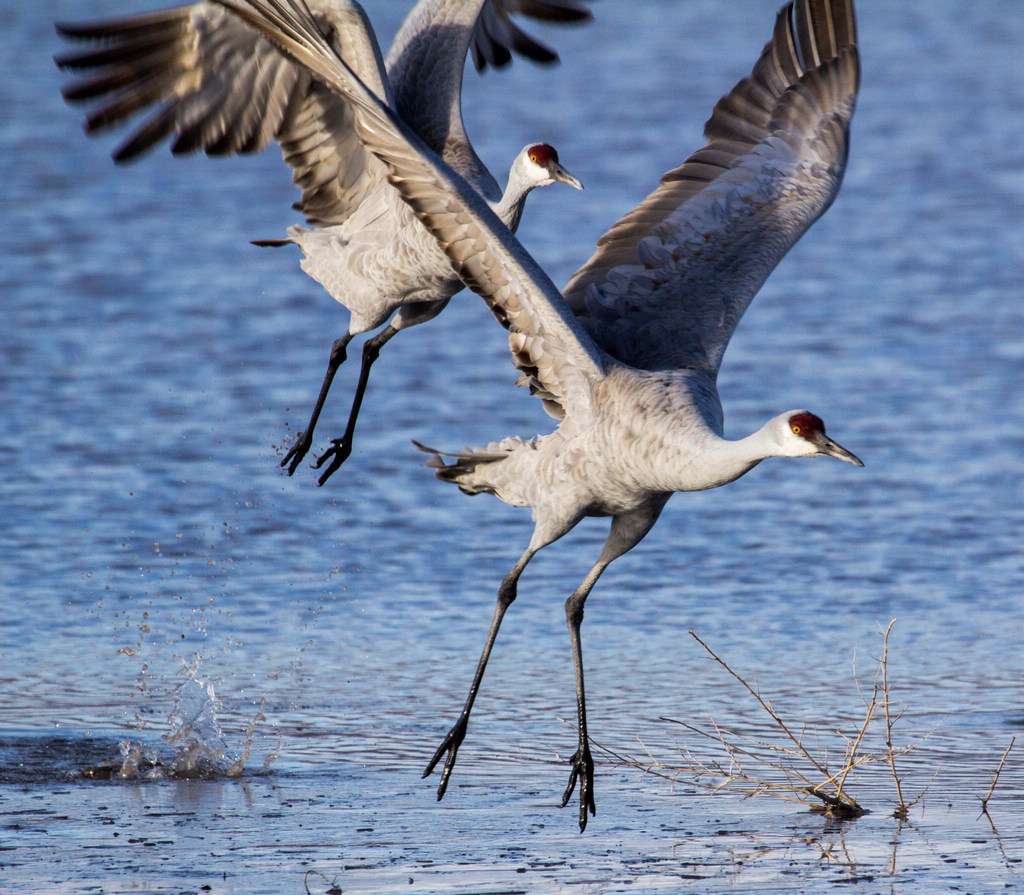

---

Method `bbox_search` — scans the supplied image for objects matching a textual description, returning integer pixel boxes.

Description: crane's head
[774,411,863,466]
[517,143,583,190]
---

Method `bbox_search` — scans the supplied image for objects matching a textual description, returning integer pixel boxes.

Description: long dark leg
[561,566,603,831]
[561,503,668,832]
[281,333,353,475]
[315,299,449,483]
[424,546,538,800]
[314,323,399,485]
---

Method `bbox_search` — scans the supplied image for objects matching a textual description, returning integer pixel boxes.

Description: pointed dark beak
[815,433,864,467]
[552,162,583,191]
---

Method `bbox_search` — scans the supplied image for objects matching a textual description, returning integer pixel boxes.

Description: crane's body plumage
[285,186,462,336]
[433,367,724,510]
[209,0,863,831]
[287,138,582,335]
[57,0,588,482]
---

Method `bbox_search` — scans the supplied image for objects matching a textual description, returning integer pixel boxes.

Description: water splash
[82,660,278,781]
[161,669,235,777]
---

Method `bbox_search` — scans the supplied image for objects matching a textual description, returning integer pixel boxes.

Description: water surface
[2,0,1023,892]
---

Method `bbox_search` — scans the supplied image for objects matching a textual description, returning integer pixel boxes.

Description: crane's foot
[314,436,353,485]
[561,742,596,832]
[422,718,468,801]
[280,432,313,476]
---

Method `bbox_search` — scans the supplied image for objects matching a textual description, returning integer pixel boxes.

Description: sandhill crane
[219,0,863,831]
[55,0,586,484]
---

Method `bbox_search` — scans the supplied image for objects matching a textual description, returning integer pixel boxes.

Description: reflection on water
[2,0,1023,891]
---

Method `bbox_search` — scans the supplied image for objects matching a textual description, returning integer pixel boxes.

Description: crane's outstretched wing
[56,0,391,227]
[56,0,590,225]
[468,0,592,71]
[385,0,592,201]
[218,0,606,426]
[561,0,859,376]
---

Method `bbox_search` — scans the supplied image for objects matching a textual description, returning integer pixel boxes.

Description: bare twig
[303,870,342,895]
[688,632,831,778]
[604,625,936,818]
[877,619,910,818]
[979,736,1016,814]
[686,631,864,816]
[832,667,878,805]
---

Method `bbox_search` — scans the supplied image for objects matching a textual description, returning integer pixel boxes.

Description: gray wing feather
[561,0,859,375]
[469,0,591,71]
[385,0,499,199]
[385,0,591,201]
[221,0,605,426]
[56,0,392,227]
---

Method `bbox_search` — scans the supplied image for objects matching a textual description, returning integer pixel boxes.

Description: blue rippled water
[2,1,1022,892]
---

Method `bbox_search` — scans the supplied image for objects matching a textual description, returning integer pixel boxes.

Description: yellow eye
[791,425,801,434]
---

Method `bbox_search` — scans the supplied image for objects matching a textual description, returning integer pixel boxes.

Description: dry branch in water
[597,620,927,818]
[979,736,1016,814]
[877,618,913,818]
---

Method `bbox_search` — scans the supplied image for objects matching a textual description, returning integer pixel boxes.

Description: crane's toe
[423,718,469,801]
[561,743,596,832]
[281,432,313,475]
[314,437,354,484]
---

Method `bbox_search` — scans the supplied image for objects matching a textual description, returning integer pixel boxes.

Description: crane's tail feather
[411,438,519,494]
[412,440,508,463]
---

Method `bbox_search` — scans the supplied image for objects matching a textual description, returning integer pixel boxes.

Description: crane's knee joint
[564,593,585,626]
[329,336,350,364]
[497,576,518,609]
[362,340,382,363]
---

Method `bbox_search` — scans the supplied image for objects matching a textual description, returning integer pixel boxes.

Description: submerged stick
[980,736,1016,814]
[878,619,909,818]
[688,630,863,816]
